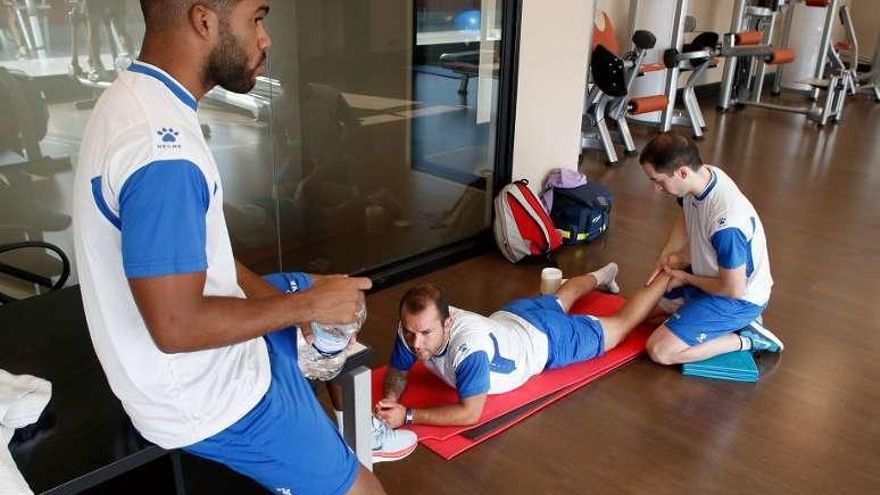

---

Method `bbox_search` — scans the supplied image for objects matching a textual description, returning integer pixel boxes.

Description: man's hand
[294,275,372,327]
[375,399,407,429]
[646,252,688,286]
[662,265,690,290]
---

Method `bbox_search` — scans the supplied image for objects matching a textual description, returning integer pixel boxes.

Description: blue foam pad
[682,351,759,383]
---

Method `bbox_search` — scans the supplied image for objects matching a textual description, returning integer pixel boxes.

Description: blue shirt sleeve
[711,227,750,270]
[119,159,210,278]
[389,334,416,371]
[455,351,490,399]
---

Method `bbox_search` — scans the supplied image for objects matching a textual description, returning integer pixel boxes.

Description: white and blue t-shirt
[681,166,773,306]
[72,61,270,449]
[390,307,549,398]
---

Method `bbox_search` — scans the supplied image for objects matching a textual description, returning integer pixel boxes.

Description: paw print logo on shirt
[718,217,727,227]
[157,127,179,143]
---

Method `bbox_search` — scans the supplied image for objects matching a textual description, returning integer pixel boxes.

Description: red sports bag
[493,179,563,263]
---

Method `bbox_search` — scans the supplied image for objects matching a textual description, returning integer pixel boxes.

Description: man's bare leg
[556,262,619,312]
[345,465,386,495]
[646,326,742,365]
[595,272,672,351]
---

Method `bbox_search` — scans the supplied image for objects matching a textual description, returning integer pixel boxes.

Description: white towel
[0,369,52,495]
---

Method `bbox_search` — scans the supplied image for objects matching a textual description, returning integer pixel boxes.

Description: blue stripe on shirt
[488,333,517,374]
[119,159,209,278]
[91,176,121,230]
[128,62,198,112]
[455,351,490,399]
[711,227,753,275]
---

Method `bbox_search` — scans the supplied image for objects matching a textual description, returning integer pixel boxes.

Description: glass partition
[0,0,506,302]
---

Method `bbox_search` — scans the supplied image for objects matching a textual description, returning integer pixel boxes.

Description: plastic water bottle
[297,302,367,381]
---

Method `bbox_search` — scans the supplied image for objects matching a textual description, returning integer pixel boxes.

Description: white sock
[334,409,344,434]
[739,334,752,351]
[590,262,620,294]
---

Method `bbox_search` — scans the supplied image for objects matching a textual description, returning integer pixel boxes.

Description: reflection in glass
[0,0,506,299]
[262,0,504,274]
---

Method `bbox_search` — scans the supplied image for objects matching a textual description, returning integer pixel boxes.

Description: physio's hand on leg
[662,266,689,291]
[645,265,663,287]
[646,252,688,286]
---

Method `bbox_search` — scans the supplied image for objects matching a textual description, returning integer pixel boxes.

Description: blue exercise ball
[452,9,481,31]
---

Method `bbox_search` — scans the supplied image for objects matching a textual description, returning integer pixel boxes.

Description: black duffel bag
[548,182,614,245]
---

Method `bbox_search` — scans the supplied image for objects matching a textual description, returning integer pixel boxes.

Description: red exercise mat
[371,292,652,460]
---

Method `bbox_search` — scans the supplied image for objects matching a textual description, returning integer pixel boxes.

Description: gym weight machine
[717,0,850,127]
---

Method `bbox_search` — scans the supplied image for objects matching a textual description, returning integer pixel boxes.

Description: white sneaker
[371,417,417,463]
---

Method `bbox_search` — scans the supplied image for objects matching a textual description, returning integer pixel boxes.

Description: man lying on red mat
[374,263,672,427]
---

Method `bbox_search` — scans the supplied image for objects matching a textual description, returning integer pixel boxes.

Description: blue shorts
[183,273,359,495]
[502,294,605,369]
[262,271,314,295]
[662,285,765,346]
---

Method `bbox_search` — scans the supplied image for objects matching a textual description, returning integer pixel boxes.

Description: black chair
[582,30,666,165]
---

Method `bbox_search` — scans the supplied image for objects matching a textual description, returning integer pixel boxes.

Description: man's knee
[646,327,687,366]
[346,464,386,495]
[646,342,677,366]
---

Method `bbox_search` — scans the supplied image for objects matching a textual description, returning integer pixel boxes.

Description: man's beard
[206,25,263,94]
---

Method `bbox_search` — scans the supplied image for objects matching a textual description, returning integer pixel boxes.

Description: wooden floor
[361,95,880,494]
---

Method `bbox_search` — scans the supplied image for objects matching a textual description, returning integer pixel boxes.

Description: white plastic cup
[540,267,563,295]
